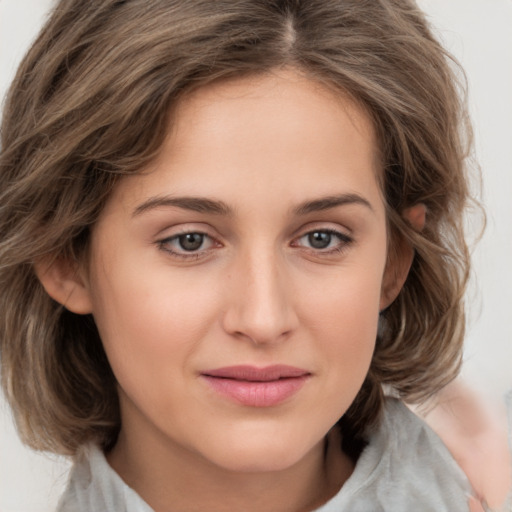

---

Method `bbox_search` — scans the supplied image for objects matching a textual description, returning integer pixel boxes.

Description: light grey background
[1,1,511,510]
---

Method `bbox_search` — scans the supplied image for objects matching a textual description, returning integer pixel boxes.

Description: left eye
[295,230,351,251]
[160,232,214,254]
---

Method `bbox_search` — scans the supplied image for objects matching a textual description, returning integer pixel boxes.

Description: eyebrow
[132,192,373,218]
[293,193,373,215]
[132,196,232,217]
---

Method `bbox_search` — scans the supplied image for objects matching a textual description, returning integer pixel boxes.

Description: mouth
[200,365,311,407]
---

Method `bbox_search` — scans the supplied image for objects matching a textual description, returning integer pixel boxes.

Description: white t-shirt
[57,398,477,512]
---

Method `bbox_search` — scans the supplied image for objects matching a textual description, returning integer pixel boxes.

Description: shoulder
[318,398,473,512]
[56,444,153,512]
[417,382,512,511]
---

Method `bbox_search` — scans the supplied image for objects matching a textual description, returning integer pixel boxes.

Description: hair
[0,0,475,455]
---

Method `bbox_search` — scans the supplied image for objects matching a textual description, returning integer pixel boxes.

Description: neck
[107,421,353,512]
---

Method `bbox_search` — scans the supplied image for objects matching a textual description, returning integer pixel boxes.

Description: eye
[158,231,217,258]
[175,233,207,252]
[293,229,352,253]
[306,231,334,249]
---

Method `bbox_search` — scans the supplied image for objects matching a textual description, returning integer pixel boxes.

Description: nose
[221,248,298,345]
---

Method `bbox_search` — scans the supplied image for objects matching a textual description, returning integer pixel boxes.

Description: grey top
[57,398,479,512]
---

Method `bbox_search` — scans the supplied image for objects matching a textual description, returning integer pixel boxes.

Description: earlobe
[379,246,412,311]
[34,257,93,314]
[380,203,426,310]
[403,203,426,232]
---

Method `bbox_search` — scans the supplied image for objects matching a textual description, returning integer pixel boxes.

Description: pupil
[179,233,204,251]
[308,231,331,249]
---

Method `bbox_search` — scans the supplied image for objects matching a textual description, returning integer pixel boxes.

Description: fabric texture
[315,398,471,511]
[57,398,474,512]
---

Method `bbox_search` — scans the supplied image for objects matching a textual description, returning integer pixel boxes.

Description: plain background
[1,1,511,510]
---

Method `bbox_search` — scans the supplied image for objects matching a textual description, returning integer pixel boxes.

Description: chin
[199,433,321,474]
[214,451,305,474]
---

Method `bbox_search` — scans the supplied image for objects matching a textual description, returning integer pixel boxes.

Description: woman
[0,1,507,510]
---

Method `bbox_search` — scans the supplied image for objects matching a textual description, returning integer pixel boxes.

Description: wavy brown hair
[0,0,474,455]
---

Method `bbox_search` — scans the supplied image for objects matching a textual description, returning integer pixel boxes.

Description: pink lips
[201,365,310,407]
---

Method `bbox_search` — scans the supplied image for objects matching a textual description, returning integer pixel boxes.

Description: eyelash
[292,229,353,255]
[157,228,353,260]
[158,231,217,260]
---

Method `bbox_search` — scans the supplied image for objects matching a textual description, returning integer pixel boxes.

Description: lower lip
[201,375,309,407]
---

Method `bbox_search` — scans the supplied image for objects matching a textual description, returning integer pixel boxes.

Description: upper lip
[202,365,310,382]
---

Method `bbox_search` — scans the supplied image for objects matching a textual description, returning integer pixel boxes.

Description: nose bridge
[223,242,296,344]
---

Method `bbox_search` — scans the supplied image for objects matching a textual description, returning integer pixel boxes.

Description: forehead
[169,69,378,168]
[105,68,383,217]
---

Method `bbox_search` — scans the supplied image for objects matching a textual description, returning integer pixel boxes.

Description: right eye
[158,231,217,259]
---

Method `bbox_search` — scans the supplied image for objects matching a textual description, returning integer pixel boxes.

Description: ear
[34,257,93,314]
[380,203,426,310]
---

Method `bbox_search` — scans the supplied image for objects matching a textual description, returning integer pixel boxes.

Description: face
[83,69,391,473]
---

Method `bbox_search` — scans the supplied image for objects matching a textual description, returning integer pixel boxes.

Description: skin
[39,69,416,511]
[416,380,511,511]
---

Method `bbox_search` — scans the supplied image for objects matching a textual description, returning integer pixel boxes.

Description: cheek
[88,258,222,389]
[298,259,384,393]
[302,257,384,336]
[317,286,379,366]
